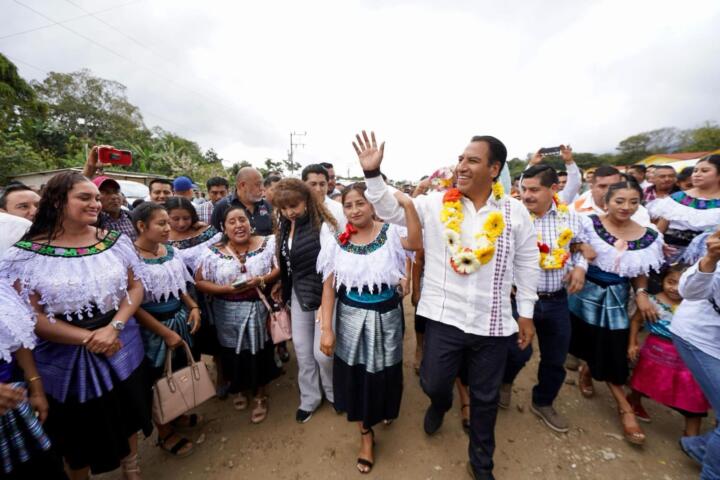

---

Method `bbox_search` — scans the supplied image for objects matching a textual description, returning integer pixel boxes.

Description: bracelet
[258,276,266,290]
[27,375,42,383]
[363,167,382,179]
[190,306,201,311]
[635,287,648,296]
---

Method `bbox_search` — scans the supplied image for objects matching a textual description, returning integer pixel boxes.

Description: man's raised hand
[352,130,385,172]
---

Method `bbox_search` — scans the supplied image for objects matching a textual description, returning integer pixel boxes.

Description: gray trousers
[291,289,334,411]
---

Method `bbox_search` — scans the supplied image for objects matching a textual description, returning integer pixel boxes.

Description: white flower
[452,250,481,275]
[444,229,461,251]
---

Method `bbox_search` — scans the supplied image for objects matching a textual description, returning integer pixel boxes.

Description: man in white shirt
[301,164,347,229]
[353,131,539,479]
[570,165,652,227]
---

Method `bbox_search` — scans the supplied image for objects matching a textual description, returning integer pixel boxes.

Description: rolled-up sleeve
[513,205,541,317]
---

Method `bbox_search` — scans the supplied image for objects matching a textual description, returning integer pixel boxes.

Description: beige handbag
[152,341,215,425]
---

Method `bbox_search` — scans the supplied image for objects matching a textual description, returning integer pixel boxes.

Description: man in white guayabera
[352,131,540,480]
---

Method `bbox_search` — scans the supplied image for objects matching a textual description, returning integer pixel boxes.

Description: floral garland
[441,182,505,275]
[533,193,573,270]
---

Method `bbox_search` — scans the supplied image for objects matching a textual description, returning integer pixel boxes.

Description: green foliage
[683,122,720,152]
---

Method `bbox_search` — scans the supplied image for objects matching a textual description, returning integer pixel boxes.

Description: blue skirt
[333,287,404,428]
[569,269,631,384]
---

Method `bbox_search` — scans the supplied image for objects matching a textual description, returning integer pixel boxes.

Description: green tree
[258,158,284,177]
[682,122,720,152]
[282,158,301,176]
[0,53,46,134]
[31,69,147,146]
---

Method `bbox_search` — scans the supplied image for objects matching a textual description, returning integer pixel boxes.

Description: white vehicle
[116,180,149,205]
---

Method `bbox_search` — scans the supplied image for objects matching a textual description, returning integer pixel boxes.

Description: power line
[4,54,202,136]
[11,0,244,125]
[3,54,46,75]
[0,1,142,41]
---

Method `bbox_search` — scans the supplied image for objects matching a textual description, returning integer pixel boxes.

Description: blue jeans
[503,295,571,406]
[673,333,720,480]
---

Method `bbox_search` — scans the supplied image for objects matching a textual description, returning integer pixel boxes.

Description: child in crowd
[627,264,710,437]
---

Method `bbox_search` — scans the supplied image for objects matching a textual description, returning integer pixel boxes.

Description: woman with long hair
[272,179,338,423]
[165,196,224,381]
[569,181,664,446]
[317,183,421,473]
[649,155,720,263]
[130,202,203,457]
[195,206,281,422]
[0,171,151,479]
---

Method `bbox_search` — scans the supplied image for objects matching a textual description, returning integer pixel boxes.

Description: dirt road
[102,301,706,479]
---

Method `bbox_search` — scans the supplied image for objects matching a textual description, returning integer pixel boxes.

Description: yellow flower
[483,212,505,239]
[492,181,504,200]
[445,201,462,211]
[474,244,495,265]
[445,219,462,233]
[557,228,573,248]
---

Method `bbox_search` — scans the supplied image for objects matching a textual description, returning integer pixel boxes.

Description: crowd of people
[0,134,718,480]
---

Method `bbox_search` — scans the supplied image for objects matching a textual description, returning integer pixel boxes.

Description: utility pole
[288,131,306,176]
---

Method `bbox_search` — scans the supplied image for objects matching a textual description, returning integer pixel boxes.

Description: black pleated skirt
[219,340,282,394]
[569,312,630,385]
[43,365,153,474]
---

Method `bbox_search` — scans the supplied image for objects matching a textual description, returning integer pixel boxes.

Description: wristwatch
[111,320,125,331]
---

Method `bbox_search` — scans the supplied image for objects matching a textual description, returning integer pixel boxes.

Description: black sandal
[157,432,194,457]
[172,413,204,430]
[461,404,470,435]
[357,428,375,474]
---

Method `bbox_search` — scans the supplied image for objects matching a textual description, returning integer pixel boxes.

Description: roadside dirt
[100,300,706,479]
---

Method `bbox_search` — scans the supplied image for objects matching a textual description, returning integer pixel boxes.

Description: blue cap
[173,176,194,192]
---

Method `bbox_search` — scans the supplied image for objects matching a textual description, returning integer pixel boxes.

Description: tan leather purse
[152,341,215,425]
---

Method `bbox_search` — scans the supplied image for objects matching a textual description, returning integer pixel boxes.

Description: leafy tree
[681,122,720,152]
[258,158,284,177]
[282,158,302,176]
[0,53,46,134]
[31,69,146,146]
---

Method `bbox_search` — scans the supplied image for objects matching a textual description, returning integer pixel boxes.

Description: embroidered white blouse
[0,231,140,321]
[196,236,277,286]
[134,244,194,304]
[317,223,410,292]
[0,281,37,362]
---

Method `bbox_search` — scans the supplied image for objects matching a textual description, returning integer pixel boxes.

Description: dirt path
[101,300,706,479]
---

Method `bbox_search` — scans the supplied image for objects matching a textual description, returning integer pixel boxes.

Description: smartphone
[98,147,132,166]
[538,146,562,156]
[232,279,248,289]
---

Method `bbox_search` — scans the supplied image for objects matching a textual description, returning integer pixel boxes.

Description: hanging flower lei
[441,182,505,275]
[533,193,573,270]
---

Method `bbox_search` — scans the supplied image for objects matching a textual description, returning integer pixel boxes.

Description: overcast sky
[2,0,719,180]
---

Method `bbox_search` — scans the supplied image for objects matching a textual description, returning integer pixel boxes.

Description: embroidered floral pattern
[140,244,176,265]
[671,191,720,210]
[14,230,121,257]
[169,226,219,250]
[590,215,658,250]
[337,223,389,255]
[210,237,269,259]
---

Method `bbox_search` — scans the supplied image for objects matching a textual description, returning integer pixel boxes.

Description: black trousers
[420,319,510,477]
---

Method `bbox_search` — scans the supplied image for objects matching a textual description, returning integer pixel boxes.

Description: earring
[251,227,256,234]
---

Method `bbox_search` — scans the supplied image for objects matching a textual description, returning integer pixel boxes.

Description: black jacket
[278,214,323,311]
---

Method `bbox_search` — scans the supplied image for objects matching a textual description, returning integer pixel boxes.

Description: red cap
[92,176,121,190]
